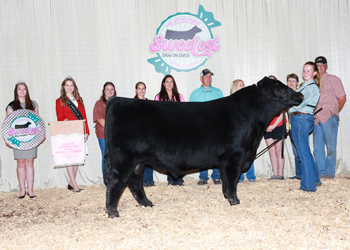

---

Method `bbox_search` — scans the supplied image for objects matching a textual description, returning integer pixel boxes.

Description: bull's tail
[103,143,110,186]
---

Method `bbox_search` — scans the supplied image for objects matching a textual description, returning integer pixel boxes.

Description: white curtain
[0,0,349,192]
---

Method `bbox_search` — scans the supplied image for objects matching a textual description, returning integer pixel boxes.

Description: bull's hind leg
[128,171,153,207]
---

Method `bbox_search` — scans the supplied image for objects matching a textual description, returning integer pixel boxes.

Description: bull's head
[257,77,303,108]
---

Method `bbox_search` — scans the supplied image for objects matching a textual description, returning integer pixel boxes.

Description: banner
[49,120,85,168]
[148,5,221,75]
[2,109,45,150]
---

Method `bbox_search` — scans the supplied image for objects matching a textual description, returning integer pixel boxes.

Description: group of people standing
[4,56,346,198]
[262,57,346,192]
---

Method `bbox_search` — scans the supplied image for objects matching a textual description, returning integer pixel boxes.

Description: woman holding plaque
[6,81,39,199]
[93,82,116,185]
[56,76,90,192]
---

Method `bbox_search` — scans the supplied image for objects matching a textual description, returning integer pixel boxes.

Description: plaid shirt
[314,73,346,125]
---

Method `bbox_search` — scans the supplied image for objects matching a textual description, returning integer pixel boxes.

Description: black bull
[104,77,303,218]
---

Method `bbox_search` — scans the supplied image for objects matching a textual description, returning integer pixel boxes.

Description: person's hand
[266,125,275,132]
[84,134,89,142]
[5,141,12,148]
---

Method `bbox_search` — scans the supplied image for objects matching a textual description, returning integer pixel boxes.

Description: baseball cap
[200,69,214,77]
[315,56,327,64]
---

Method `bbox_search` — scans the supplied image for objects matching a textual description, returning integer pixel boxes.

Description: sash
[67,99,83,120]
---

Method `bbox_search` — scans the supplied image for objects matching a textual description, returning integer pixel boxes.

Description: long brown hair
[100,82,116,105]
[59,76,84,106]
[134,82,146,99]
[13,81,35,111]
[156,75,181,102]
[300,62,322,90]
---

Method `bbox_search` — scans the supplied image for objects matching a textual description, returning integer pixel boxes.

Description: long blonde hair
[230,79,244,94]
[300,61,322,90]
[59,76,84,106]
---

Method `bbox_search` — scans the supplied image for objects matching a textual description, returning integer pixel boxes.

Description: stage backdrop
[0,0,349,192]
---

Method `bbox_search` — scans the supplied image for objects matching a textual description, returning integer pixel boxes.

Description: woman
[155,75,185,186]
[230,79,256,183]
[56,76,90,192]
[93,82,116,185]
[287,73,299,91]
[265,75,287,180]
[6,82,38,198]
[286,73,301,180]
[134,82,155,187]
[290,62,321,191]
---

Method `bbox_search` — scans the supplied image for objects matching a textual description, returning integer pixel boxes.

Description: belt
[290,112,312,116]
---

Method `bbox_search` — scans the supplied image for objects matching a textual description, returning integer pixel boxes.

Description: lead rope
[255,108,323,160]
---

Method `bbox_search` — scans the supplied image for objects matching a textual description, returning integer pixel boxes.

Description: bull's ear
[257,77,274,99]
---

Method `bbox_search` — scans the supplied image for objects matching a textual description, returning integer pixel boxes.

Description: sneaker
[277,176,284,180]
[248,179,255,182]
[213,179,221,185]
[197,179,207,185]
[269,175,278,180]
[289,176,301,180]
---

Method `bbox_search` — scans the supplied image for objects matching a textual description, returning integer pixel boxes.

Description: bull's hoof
[140,200,153,207]
[229,198,240,206]
[108,210,119,218]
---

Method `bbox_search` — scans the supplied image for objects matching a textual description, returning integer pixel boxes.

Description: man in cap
[189,69,224,185]
[313,56,346,179]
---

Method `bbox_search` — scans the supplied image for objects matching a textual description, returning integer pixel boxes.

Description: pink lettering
[149,35,163,53]
[184,39,194,51]
[176,40,185,51]
[149,35,220,59]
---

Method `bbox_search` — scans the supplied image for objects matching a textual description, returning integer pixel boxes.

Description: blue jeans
[240,162,256,182]
[313,115,339,177]
[291,114,321,191]
[143,165,154,186]
[98,138,107,185]
[199,168,220,181]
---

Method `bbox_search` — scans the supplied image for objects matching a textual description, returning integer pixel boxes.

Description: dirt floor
[1,175,350,250]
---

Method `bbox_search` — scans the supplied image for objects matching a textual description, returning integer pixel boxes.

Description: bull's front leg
[221,165,241,205]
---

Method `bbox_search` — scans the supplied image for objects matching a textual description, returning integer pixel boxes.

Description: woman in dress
[230,79,256,183]
[56,76,90,192]
[290,62,321,191]
[265,75,287,180]
[6,81,39,198]
[155,75,185,186]
[93,82,116,185]
[134,82,155,187]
